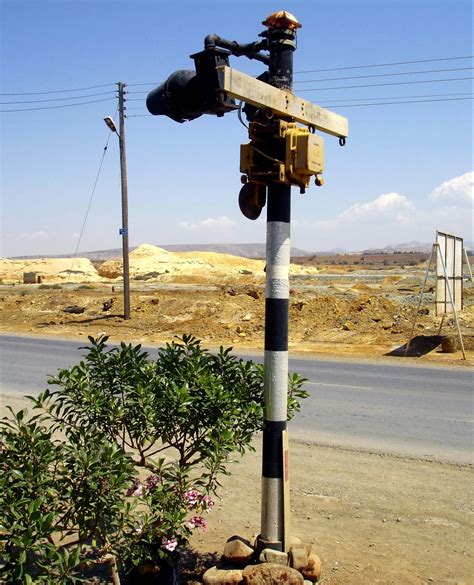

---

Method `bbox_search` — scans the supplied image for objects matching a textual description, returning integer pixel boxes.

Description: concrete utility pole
[259,11,299,552]
[117,81,131,320]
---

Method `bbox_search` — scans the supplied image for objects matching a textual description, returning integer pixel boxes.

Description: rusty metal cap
[262,10,301,30]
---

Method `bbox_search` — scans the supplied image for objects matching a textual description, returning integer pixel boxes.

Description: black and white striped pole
[259,11,300,552]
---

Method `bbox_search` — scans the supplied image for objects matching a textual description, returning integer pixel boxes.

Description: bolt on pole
[259,12,300,552]
[118,81,131,320]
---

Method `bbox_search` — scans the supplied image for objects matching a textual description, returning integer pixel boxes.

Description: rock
[242,563,304,584]
[62,305,85,314]
[258,548,288,565]
[342,322,354,331]
[102,298,114,312]
[223,536,255,565]
[246,288,260,300]
[301,554,322,582]
[240,313,252,321]
[289,544,311,571]
[441,336,457,353]
[203,566,244,584]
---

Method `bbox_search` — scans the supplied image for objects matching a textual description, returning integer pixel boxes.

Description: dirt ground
[0,266,473,365]
[2,395,473,585]
[1,258,473,583]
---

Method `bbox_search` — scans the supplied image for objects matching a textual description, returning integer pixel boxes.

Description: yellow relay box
[285,126,324,187]
[240,121,324,190]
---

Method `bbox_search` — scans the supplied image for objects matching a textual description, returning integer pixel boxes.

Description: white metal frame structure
[405,232,468,360]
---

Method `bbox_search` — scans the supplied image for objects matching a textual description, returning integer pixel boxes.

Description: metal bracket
[217,65,349,138]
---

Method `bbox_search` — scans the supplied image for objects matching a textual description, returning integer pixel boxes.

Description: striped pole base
[260,182,291,548]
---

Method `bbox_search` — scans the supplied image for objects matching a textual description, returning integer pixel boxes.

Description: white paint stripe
[266,222,290,266]
[305,381,373,390]
[266,265,289,280]
[264,350,288,421]
[266,278,289,299]
[261,477,283,543]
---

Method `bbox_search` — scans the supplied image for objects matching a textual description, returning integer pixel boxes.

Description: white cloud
[429,172,473,206]
[177,216,236,230]
[339,192,413,224]
[17,230,49,241]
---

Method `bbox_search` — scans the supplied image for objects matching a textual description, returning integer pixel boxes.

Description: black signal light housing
[146,47,238,123]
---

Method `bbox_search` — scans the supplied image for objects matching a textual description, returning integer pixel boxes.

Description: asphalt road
[0,335,472,464]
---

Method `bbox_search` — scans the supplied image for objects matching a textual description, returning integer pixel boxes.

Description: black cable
[314,91,473,103]
[0,91,117,105]
[0,97,116,112]
[294,67,473,84]
[0,83,115,96]
[322,96,473,108]
[297,76,474,92]
[127,82,163,87]
[295,55,473,74]
[66,119,116,285]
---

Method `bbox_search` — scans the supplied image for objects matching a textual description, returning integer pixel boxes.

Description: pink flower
[200,495,214,512]
[182,489,199,507]
[186,516,208,532]
[145,474,161,492]
[162,537,178,552]
[127,479,144,497]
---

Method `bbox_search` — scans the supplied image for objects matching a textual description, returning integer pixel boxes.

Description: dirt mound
[177,251,265,272]
[98,244,317,280]
[98,244,204,279]
[0,257,100,284]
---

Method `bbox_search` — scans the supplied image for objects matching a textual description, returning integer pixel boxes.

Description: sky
[0,0,472,257]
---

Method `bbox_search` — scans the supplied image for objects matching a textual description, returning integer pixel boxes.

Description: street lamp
[103,116,117,133]
[103,82,131,320]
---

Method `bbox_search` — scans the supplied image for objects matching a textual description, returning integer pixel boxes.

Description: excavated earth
[1,245,473,584]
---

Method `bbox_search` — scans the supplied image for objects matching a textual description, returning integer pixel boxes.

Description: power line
[0,83,115,96]
[297,76,473,92]
[295,55,473,74]
[294,67,473,84]
[0,97,116,113]
[322,96,473,109]
[127,82,162,87]
[313,91,473,103]
[66,122,115,286]
[0,91,116,105]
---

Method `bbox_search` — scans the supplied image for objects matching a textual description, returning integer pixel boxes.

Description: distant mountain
[9,243,311,261]
[363,241,432,254]
[363,240,473,254]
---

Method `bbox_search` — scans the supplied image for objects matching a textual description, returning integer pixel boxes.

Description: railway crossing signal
[146,10,349,552]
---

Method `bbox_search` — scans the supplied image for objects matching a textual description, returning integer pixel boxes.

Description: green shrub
[1,335,307,582]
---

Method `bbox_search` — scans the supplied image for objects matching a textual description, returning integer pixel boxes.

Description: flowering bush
[1,335,307,582]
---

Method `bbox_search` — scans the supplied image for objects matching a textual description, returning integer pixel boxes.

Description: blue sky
[1,0,472,256]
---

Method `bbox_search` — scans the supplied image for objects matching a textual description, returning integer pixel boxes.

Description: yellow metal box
[295,132,324,175]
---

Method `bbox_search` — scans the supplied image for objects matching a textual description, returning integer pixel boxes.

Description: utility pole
[118,81,131,320]
[259,11,299,552]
